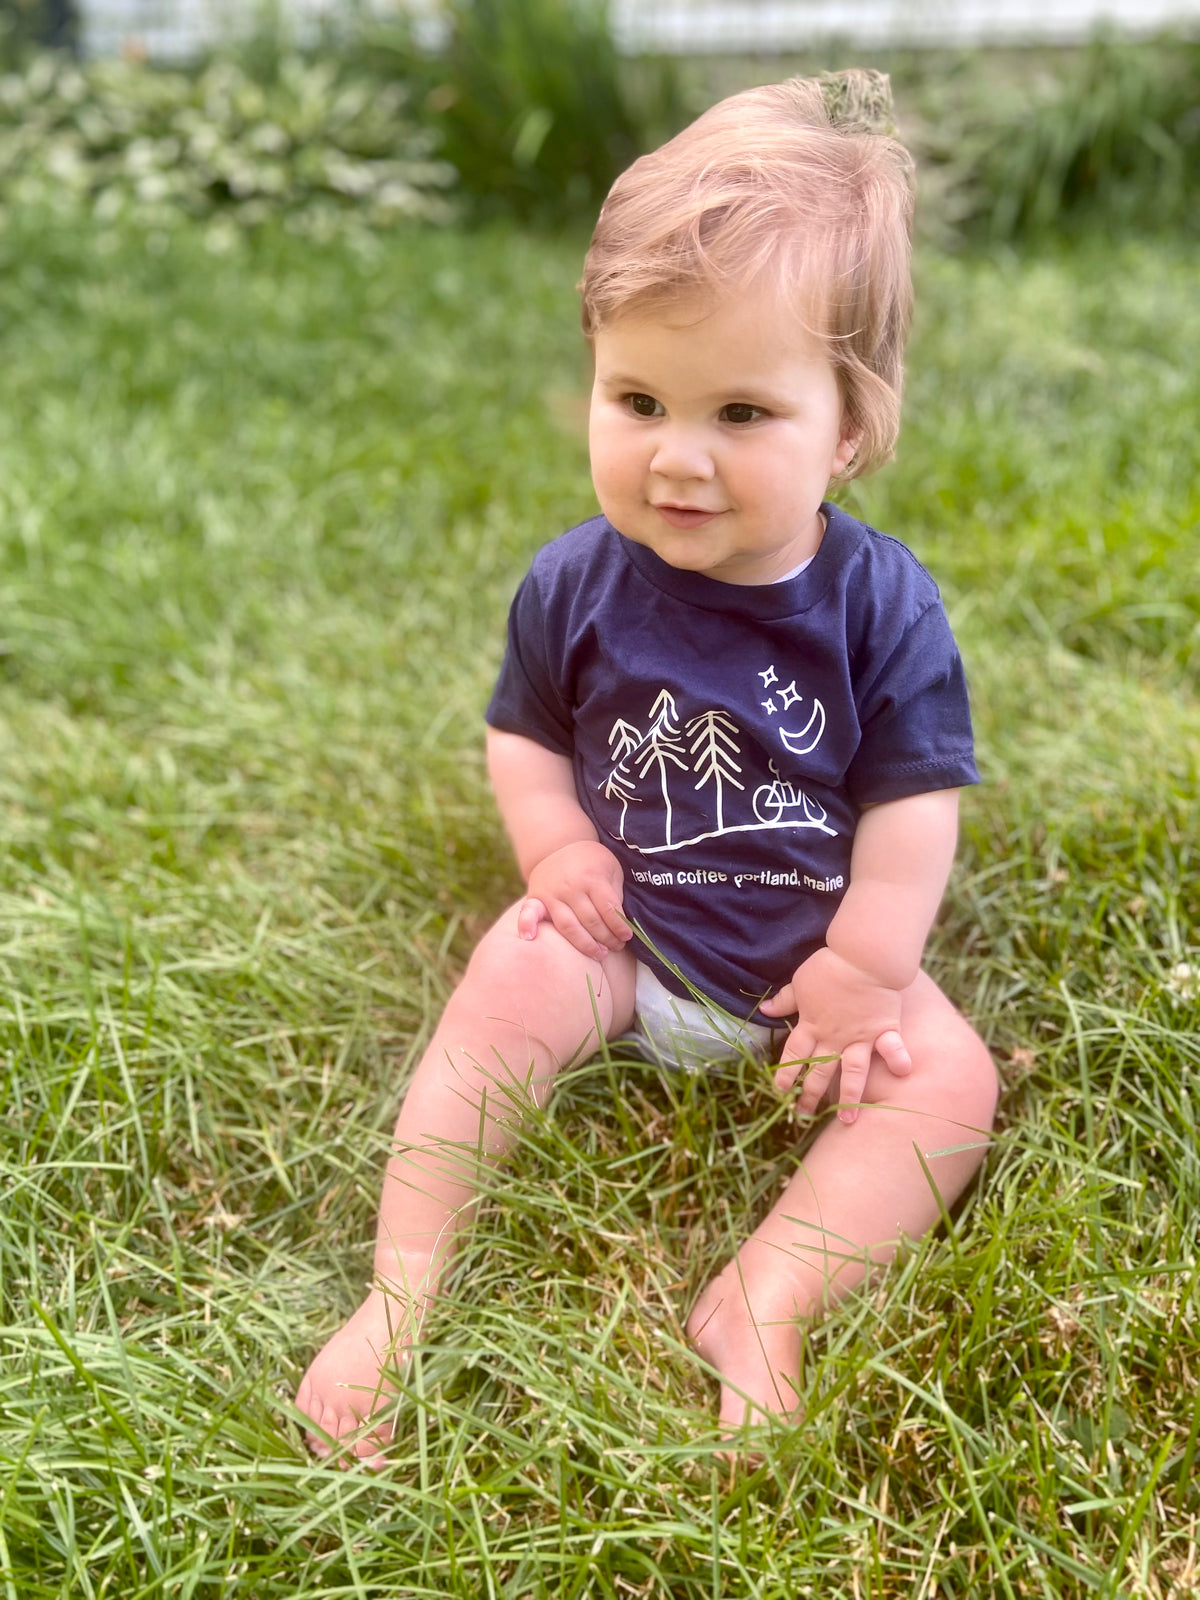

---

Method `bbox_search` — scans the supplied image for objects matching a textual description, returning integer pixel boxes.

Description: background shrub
[4,10,1197,241]
[0,47,456,234]
[0,0,688,234]
[349,0,688,222]
[914,35,1200,240]
[0,0,74,63]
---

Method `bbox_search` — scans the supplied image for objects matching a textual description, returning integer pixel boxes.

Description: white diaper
[622,962,784,1072]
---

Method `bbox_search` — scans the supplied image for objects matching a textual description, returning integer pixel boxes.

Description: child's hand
[518,842,631,962]
[762,947,912,1124]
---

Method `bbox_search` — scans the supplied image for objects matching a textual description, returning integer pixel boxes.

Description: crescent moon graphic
[778,698,825,756]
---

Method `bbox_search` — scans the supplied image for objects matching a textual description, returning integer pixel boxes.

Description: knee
[887,979,1000,1133]
[451,904,633,1038]
[461,905,595,997]
[953,1025,1000,1129]
[930,1017,999,1134]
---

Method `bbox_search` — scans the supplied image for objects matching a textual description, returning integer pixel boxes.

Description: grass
[0,206,1197,1596]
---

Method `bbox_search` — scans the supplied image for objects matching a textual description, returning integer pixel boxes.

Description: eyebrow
[596,371,791,409]
[595,371,655,391]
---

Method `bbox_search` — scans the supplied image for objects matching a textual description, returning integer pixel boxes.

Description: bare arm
[486,727,631,959]
[826,788,960,989]
[487,727,598,876]
[764,788,960,1120]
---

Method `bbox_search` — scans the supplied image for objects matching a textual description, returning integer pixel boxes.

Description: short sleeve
[844,601,979,805]
[485,571,575,756]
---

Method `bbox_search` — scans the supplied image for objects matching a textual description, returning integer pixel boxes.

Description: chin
[658,548,716,573]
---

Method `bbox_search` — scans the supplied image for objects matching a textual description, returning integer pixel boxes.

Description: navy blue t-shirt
[486,504,978,1020]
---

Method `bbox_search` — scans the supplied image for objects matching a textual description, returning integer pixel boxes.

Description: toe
[305,1425,332,1457]
[296,1373,333,1456]
[352,1425,392,1470]
[319,1401,352,1455]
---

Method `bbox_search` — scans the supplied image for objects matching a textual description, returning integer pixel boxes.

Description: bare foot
[295,1282,424,1466]
[686,1254,809,1431]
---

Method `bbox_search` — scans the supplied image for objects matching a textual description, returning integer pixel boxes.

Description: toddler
[297,69,999,1463]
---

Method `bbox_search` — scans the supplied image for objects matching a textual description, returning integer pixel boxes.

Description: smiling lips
[653,503,721,529]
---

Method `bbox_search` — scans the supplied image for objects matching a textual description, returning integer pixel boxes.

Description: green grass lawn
[0,207,1197,1597]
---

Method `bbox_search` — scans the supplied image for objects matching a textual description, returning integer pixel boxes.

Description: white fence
[615,0,1200,52]
[78,1,381,59]
[77,0,1200,60]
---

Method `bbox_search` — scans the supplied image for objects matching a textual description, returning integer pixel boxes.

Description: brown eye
[627,393,661,417]
[722,403,761,425]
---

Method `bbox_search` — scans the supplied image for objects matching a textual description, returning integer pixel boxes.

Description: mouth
[652,503,721,529]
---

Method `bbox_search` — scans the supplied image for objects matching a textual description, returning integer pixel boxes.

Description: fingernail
[839,1109,857,1125]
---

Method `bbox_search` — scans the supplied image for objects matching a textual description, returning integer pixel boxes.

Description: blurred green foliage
[349,0,687,221]
[915,35,1200,240]
[0,0,74,64]
[0,50,456,235]
[0,6,1197,240]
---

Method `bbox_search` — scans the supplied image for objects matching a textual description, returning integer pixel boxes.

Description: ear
[831,429,861,478]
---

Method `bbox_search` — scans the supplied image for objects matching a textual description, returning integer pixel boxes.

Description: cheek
[587,417,608,478]
[589,448,622,521]
[589,420,635,495]
[588,438,614,497]
[739,439,836,507]
[733,441,801,497]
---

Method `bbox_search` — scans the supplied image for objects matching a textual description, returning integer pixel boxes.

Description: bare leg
[687,972,998,1429]
[295,903,636,1461]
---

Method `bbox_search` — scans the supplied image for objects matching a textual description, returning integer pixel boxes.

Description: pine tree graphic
[607,719,642,766]
[635,690,688,846]
[600,766,640,840]
[686,710,745,833]
[601,718,644,840]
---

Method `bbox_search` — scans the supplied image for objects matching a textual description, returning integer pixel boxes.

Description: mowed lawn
[0,207,1197,1597]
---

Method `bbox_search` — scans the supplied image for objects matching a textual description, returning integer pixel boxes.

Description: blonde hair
[579,72,915,478]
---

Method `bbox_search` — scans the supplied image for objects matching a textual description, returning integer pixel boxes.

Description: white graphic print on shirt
[600,664,835,856]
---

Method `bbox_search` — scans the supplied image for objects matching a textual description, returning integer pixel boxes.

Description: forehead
[592,283,835,389]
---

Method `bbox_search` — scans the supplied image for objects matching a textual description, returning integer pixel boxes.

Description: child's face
[589,283,858,586]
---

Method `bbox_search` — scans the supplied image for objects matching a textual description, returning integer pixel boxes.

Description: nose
[649,425,715,482]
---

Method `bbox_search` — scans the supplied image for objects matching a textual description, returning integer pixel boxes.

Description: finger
[546,902,609,962]
[772,1027,815,1093]
[873,1028,913,1077]
[598,898,632,946]
[759,983,796,1018]
[833,1041,874,1123]
[773,1057,802,1094]
[517,897,548,941]
[795,1047,841,1116]
[568,894,627,954]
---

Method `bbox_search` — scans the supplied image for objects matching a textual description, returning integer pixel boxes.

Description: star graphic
[758,665,778,689]
[779,680,802,709]
[761,697,777,715]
